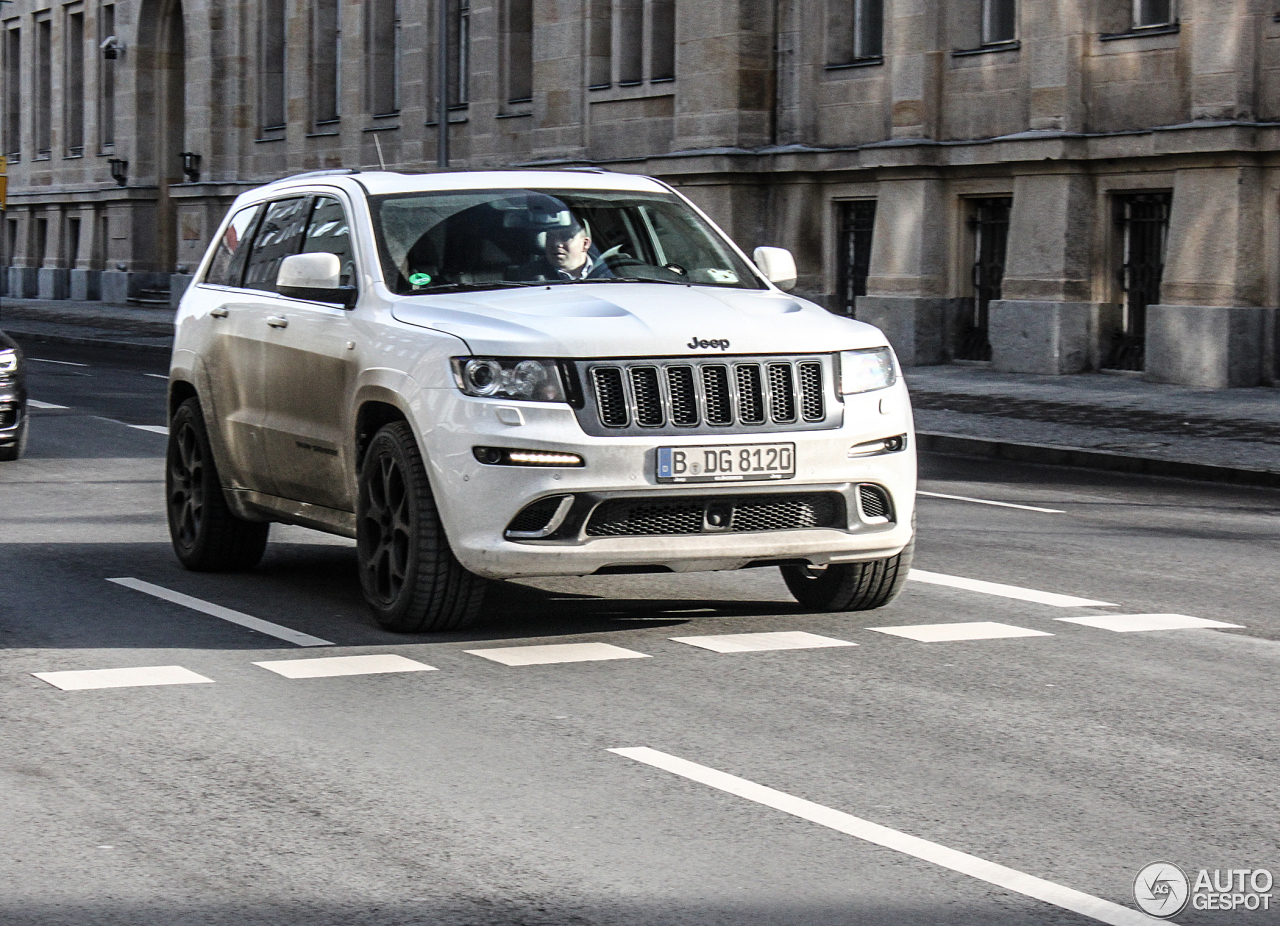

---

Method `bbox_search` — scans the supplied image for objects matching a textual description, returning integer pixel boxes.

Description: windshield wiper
[558,277,688,286]
[410,280,545,294]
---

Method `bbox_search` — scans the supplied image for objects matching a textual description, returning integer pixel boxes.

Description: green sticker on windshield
[409,272,432,287]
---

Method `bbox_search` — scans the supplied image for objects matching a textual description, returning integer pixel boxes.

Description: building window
[957,197,1011,362]
[260,0,287,131]
[98,3,115,150]
[1107,192,1171,371]
[504,0,532,103]
[35,15,51,158]
[367,0,401,116]
[65,10,85,156]
[312,0,340,126]
[835,200,875,317]
[3,24,19,159]
[451,0,470,106]
[827,0,883,65]
[1134,0,1176,28]
[982,0,1016,45]
[588,0,676,89]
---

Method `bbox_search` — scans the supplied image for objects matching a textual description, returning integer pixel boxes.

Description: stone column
[7,210,38,299]
[989,172,1103,374]
[37,207,70,300]
[1145,166,1272,387]
[856,178,950,366]
[69,206,100,300]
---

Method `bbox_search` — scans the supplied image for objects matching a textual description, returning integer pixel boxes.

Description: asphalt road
[1,338,1276,926]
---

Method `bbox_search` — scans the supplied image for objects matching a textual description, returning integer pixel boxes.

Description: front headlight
[838,347,897,395]
[451,357,569,403]
[0,349,17,382]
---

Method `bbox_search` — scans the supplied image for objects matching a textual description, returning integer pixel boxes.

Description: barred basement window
[3,24,19,159]
[835,200,875,317]
[1134,0,1176,28]
[260,0,287,131]
[588,0,676,89]
[1106,192,1171,372]
[982,0,1016,45]
[312,0,340,126]
[957,197,1011,362]
[65,10,85,156]
[827,0,883,65]
[368,0,401,116]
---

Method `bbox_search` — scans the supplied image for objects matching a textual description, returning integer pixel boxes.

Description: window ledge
[254,135,286,143]
[825,56,885,71]
[952,40,1020,57]
[1099,23,1180,41]
[589,82,675,103]
[305,131,341,138]
[496,110,533,119]
[363,123,400,132]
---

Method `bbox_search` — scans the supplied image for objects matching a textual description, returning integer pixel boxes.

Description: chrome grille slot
[767,362,796,423]
[574,354,838,437]
[798,362,824,421]
[666,365,698,426]
[591,367,628,427]
[734,364,765,424]
[702,365,732,425]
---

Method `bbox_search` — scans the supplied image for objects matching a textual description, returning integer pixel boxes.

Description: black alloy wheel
[357,421,486,632]
[166,398,269,571]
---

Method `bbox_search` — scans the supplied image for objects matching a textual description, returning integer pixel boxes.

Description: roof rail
[274,168,362,182]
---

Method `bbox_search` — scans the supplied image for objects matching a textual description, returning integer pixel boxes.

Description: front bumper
[0,387,24,448]
[419,380,917,579]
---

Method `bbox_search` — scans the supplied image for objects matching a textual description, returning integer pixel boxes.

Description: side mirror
[753,246,797,291]
[277,252,357,307]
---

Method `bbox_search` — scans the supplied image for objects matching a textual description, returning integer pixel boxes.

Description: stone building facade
[2,0,1278,386]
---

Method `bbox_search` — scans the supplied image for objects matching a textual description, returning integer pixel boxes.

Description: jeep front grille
[585,492,843,537]
[575,355,839,437]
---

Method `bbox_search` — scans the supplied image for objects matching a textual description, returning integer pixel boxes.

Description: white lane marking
[255,654,436,678]
[144,373,169,380]
[917,490,1065,514]
[869,621,1053,643]
[465,642,650,666]
[128,424,169,435]
[27,399,69,410]
[1057,613,1244,633]
[107,577,334,647]
[29,358,88,367]
[671,631,857,653]
[609,747,1161,926]
[33,665,214,691]
[908,569,1117,608]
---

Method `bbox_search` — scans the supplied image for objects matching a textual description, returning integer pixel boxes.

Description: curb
[917,432,1280,489]
[4,328,173,356]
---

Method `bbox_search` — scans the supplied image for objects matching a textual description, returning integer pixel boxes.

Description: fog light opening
[474,446,585,467]
[847,434,908,458]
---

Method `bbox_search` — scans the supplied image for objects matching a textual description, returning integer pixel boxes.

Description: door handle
[267,315,289,329]
[210,307,228,318]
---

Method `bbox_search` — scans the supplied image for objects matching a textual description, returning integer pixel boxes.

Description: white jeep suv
[166,169,916,631]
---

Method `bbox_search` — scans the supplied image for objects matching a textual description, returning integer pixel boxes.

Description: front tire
[781,536,914,612]
[0,417,27,462]
[357,421,486,632]
[166,398,270,571]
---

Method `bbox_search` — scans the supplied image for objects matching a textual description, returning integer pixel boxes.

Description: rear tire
[166,398,270,571]
[357,421,486,632]
[781,535,914,612]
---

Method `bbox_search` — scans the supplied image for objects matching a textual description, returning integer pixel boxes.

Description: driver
[543,216,613,281]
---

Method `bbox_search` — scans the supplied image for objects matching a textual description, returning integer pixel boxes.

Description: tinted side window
[301,196,356,287]
[203,204,261,287]
[242,198,311,293]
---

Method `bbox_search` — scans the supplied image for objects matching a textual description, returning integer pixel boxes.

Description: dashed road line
[33,665,214,691]
[918,490,1065,514]
[908,569,1117,608]
[465,642,650,666]
[127,424,169,435]
[670,631,856,653]
[27,399,69,410]
[1056,613,1244,633]
[255,654,436,678]
[107,577,334,647]
[609,747,1162,926]
[869,621,1054,643]
[144,373,169,380]
[29,358,88,367]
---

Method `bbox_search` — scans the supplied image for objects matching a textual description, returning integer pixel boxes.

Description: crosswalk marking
[27,399,68,410]
[869,621,1053,643]
[33,665,214,691]
[1056,613,1243,633]
[670,631,856,653]
[465,642,650,666]
[254,654,436,678]
[128,424,169,435]
[918,490,1065,514]
[908,569,1116,608]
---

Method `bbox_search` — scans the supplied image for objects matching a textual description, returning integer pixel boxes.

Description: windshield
[368,188,766,295]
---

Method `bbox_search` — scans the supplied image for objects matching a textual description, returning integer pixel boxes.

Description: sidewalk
[2,296,1277,486]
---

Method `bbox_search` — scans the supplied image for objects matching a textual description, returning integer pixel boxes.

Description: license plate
[656,443,795,483]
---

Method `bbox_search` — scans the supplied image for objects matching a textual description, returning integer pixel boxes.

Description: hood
[389,283,887,357]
